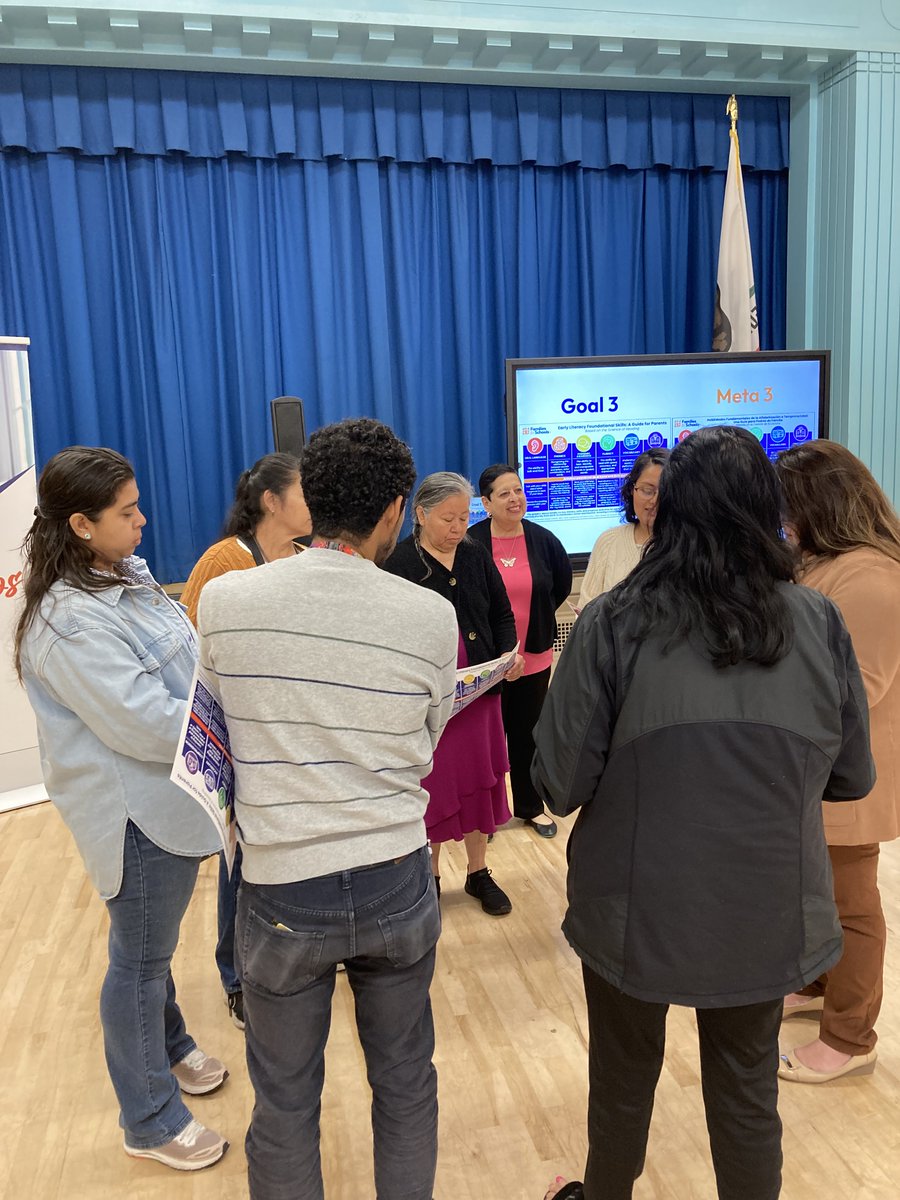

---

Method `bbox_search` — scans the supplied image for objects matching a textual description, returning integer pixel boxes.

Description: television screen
[506,351,830,564]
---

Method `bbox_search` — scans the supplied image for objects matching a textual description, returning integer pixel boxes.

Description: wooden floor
[2,803,899,1200]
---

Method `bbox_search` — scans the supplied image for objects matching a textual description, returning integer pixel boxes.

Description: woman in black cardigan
[470,465,573,839]
[385,472,523,916]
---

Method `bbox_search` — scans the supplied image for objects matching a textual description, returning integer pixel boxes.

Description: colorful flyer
[170,664,237,875]
[452,643,520,717]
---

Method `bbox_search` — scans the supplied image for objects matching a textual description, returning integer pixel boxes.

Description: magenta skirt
[422,638,511,843]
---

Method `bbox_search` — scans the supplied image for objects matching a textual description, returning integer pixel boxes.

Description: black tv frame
[504,350,831,571]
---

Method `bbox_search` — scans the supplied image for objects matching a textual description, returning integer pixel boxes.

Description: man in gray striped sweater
[197,418,458,1200]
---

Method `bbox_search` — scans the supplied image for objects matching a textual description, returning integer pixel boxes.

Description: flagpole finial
[727,94,738,131]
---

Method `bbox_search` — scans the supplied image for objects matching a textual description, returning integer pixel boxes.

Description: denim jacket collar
[88,556,156,606]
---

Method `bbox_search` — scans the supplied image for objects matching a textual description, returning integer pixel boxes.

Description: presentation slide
[511,356,824,557]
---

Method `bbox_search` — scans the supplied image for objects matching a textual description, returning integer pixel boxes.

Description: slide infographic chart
[511,356,824,557]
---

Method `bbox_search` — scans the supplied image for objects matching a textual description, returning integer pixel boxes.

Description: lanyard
[309,538,364,559]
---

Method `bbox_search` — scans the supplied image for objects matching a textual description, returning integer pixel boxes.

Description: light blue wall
[814,54,900,497]
[17,2,900,53]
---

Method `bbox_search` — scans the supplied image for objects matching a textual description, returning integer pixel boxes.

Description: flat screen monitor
[505,351,830,566]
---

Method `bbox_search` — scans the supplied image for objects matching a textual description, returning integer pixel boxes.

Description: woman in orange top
[776,440,900,1083]
[181,453,311,624]
[181,453,311,1027]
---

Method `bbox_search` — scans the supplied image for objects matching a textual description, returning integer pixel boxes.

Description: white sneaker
[124,1119,228,1170]
[171,1048,228,1095]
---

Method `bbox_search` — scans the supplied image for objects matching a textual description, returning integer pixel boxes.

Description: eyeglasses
[633,485,659,498]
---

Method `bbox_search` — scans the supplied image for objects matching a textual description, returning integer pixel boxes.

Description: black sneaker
[224,990,245,1031]
[464,868,512,916]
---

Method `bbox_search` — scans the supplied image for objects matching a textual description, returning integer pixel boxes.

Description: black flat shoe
[524,816,557,839]
[543,1184,584,1200]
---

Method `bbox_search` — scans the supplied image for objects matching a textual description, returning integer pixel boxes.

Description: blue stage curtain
[0,67,789,583]
[0,67,788,169]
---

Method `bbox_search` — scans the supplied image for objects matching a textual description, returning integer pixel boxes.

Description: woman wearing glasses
[579,448,669,606]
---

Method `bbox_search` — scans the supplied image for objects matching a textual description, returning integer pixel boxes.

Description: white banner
[0,338,45,814]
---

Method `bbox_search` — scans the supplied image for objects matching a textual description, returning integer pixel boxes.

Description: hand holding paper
[452,643,519,717]
[505,653,526,682]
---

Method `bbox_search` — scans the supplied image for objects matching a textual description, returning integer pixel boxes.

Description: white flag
[713,125,759,352]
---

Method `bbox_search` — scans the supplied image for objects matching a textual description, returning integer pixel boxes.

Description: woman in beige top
[776,440,900,1083]
[579,447,669,606]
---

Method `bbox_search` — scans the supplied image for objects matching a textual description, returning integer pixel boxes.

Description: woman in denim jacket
[14,447,228,1172]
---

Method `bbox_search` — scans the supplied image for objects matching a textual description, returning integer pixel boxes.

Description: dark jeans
[101,821,200,1148]
[582,965,783,1200]
[216,842,243,994]
[501,667,551,820]
[237,846,441,1200]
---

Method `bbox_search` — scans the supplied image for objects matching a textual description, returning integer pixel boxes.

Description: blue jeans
[216,842,243,994]
[237,845,440,1200]
[101,821,202,1148]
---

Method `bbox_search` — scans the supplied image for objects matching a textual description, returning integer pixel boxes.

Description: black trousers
[582,965,783,1200]
[500,667,551,820]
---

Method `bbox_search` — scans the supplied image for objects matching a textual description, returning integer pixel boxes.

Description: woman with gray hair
[385,472,524,916]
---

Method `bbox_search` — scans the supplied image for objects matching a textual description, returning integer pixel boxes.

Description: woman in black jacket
[385,472,523,916]
[534,426,874,1200]
[470,465,572,838]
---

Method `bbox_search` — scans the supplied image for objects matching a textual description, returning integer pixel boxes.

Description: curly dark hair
[300,418,416,540]
[621,447,670,523]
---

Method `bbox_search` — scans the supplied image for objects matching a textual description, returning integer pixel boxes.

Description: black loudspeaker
[270,397,306,457]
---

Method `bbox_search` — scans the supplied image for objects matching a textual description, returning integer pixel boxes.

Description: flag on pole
[713,95,759,352]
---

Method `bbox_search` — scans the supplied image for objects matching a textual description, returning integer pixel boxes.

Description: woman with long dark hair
[15,447,227,1172]
[776,440,900,1083]
[533,426,874,1200]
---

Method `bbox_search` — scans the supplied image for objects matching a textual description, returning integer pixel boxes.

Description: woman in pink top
[470,465,572,839]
